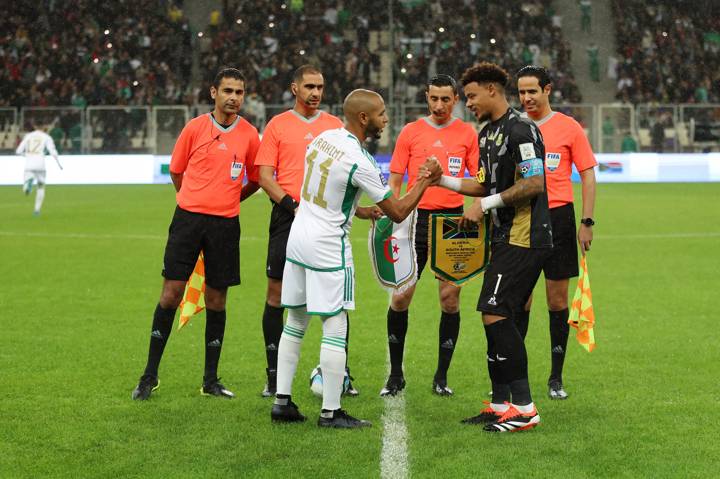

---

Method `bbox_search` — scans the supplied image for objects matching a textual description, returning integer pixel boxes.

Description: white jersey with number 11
[286,128,391,272]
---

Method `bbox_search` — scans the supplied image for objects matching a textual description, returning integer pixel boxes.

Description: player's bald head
[343,89,384,121]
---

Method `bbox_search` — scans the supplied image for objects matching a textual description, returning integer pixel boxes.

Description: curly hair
[460,62,509,89]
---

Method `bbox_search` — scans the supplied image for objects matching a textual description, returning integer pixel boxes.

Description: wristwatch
[580,218,595,227]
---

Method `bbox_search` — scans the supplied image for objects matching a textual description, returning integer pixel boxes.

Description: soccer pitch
[1,183,718,478]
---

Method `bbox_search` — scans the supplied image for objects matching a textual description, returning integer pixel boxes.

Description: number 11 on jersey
[302,149,333,208]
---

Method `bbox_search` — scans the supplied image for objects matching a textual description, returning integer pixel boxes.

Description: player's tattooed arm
[499,174,544,205]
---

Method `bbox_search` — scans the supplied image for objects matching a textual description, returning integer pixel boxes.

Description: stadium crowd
[612,0,720,104]
[0,0,193,108]
[392,0,580,103]
[199,0,581,108]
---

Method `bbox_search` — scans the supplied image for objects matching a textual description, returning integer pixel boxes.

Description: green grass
[1,183,718,478]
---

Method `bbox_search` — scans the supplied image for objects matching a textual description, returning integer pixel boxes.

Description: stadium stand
[200,0,581,108]
[0,1,193,109]
[612,0,720,104]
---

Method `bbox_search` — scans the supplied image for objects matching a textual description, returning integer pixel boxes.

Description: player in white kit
[270,90,441,428]
[15,126,63,215]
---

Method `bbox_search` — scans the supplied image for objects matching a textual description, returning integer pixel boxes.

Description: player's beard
[366,122,383,140]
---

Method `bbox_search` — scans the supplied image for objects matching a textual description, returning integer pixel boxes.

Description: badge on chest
[230,157,243,181]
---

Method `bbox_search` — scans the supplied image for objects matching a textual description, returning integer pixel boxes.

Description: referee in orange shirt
[132,68,261,400]
[255,65,376,397]
[381,74,480,397]
[516,66,597,399]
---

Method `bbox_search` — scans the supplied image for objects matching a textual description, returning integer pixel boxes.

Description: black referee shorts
[415,206,464,280]
[542,203,579,280]
[162,206,240,289]
[266,201,295,280]
[477,242,551,319]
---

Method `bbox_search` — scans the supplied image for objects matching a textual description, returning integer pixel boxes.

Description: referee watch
[580,218,595,227]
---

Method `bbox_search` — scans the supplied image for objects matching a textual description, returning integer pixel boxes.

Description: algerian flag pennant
[178,251,206,330]
[568,255,595,352]
[368,211,417,293]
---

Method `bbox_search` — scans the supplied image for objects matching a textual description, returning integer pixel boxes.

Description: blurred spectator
[621,130,638,152]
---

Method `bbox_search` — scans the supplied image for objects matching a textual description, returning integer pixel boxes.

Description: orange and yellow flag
[178,252,205,330]
[568,255,595,352]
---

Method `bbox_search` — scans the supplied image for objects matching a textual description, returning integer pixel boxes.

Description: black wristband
[279,194,299,213]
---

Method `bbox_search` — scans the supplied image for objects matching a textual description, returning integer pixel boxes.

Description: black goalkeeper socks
[262,303,284,371]
[204,308,226,383]
[484,322,510,404]
[515,310,530,340]
[487,318,532,405]
[387,307,408,377]
[549,308,570,382]
[143,303,176,377]
[435,311,460,383]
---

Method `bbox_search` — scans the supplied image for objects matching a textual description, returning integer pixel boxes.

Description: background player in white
[16,123,63,215]
[270,89,441,428]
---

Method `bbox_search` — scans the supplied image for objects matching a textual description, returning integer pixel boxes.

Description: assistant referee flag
[178,252,205,330]
[569,255,595,352]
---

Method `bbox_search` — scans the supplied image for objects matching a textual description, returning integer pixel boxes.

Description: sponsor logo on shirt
[433,139,444,148]
[545,152,561,172]
[218,143,228,150]
[448,156,462,176]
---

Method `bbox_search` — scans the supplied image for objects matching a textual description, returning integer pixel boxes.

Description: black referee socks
[204,308,226,383]
[143,303,176,377]
[549,308,570,382]
[435,311,460,383]
[263,303,284,370]
[387,307,409,377]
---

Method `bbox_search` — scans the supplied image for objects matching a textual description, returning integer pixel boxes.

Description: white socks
[275,307,309,396]
[34,186,45,213]
[320,311,348,411]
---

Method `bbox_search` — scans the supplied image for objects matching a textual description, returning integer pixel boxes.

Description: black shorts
[266,202,295,279]
[542,203,579,280]
[162,206,240,289]
[477,242,551,318]
[415,206,464,280]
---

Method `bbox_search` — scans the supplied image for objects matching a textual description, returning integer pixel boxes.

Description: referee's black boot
[200,378,235,398]
[132,374,159,401]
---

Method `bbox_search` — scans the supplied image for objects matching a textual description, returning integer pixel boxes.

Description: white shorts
[281,261,355,316]
[23,170,46,187]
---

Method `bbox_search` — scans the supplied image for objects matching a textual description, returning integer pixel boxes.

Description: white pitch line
[595,232,720,239]
[381,394,409,479]
[1,230,719,243]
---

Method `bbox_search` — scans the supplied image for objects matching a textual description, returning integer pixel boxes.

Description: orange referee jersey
[170,113,260,218]
[390,117,479,210]
[255,110,343,201]
[535,111,597,209]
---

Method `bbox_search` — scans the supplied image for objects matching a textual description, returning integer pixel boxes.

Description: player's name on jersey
[313,137,346,161]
